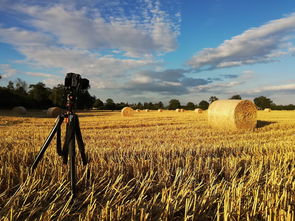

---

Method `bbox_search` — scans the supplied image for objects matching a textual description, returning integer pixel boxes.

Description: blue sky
[1,0,295,105]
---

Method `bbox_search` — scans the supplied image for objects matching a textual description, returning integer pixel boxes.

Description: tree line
[0,77,294,110]
[0,78,95,109]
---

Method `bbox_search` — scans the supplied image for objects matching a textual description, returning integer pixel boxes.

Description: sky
[0,0,295,105]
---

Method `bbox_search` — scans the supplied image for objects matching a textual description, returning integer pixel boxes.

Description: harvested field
[0,110,294,220]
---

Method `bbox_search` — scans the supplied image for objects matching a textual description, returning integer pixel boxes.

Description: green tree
[230,94,242,99]
[147,102,154,109]
[136,102,143,109]
[14,78,28,96]
[0,87,26,108]
[93,98,104,109]
[77,90,95,109]
[142,102,157,109]
[7,81,14,90]
[1,78,31,108]
[49,84,65,107]
[116,102,128,110]
[254,96,274,109]
[199,100,209,110]
[168,99,181,110]
[186,102,195,110]
[155,101,164,109]
[209,96,218,103]
[29,82,52,107]
[105,98,116,110]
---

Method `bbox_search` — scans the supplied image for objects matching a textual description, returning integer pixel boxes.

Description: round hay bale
[47,107,62,118]
[180,109,185,112]
[145,109,150,112]
[208,99,257,130]
[135,109,141,112]
[194,108,203,113]
[121,107,134,117]
[175,109,181,112]
[12,106,27,115]
[158,109,163,112]
[264,108,271,112]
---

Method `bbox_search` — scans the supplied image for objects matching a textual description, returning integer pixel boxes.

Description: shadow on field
[0,110,116,118]
[256,120,276,128]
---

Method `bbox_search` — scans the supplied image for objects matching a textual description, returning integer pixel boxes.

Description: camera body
[64,73,89,93]
[64,73,89,112]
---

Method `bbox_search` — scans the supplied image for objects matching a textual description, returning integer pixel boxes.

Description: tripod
[1,74,90,214]
[31,95,88,197]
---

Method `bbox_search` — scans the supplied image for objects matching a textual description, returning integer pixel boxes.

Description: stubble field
[0,110,294,220]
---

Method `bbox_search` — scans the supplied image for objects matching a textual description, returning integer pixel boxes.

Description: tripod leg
[62,118,75,164]
[31,115,64,171]
[56,123,62,156]
[69,135,76,197]
[62,123,70,164]
[62,115,77,197]
[67,116,77,197]
[74,114,88,165]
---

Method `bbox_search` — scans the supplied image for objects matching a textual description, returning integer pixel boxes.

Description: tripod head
[64,73,90,113]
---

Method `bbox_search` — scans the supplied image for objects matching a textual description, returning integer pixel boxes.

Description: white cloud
[0,64,63,86]
[248,83,295,94]
[25,72,55,78]
[161,81,181,86]
[0,27,53,47]
[240,70,255,80]
[188,13,295,70]
[19,46,156,79]
[9,2,179,57]
[192,81,243,93]
[289,47,295,55]
[42,76,64,88]
[133,74,153,84]
[123,69,213,95]
[242,70,254,75]
[0,1,180,90]
[0,64,18,79]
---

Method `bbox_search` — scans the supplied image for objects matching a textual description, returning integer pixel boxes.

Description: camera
[64,73,90,111]
[64,72,89,93]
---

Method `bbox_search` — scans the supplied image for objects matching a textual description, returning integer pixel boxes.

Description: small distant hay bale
[12,106,27,115]
[180,109,185,112]
[208,99,257,131]
[135,109,141,112]
[158,109,163,112]
[47,107,62,118]
[194,108,203,113]
[264,108,271,112]
[175,109,181,112]
[121,107,134,117]
[145,109,150,112]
